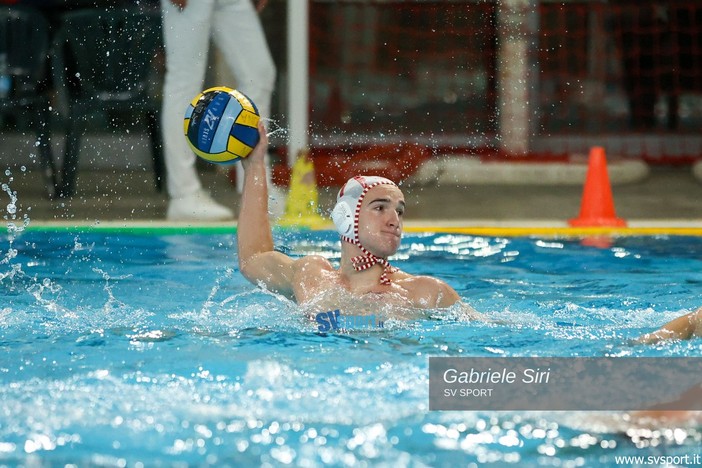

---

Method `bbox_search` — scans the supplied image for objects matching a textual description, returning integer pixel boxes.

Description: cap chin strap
[341,235,398,286]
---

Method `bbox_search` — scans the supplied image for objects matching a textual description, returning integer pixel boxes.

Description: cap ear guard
[331,197,356,238]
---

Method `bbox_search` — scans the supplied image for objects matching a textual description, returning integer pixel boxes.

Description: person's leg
[161,0,234,221]
[212,0,275,125]
[212,0,277,194]
[161,0,213,199]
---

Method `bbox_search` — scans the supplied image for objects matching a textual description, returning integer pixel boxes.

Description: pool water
[1,230,701,466]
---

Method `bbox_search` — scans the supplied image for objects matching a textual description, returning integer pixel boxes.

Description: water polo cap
[331,175,399,285]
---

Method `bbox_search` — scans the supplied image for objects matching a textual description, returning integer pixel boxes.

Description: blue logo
[315,309,385,332]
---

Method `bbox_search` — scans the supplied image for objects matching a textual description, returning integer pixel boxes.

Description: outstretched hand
[241,120,268,171]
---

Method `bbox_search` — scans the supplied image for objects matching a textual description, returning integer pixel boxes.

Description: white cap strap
[341,234,398,285]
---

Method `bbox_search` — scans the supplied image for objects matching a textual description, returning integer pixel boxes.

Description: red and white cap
[331,175,398,285]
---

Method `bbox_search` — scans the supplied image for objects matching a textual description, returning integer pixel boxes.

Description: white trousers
[160,0,276,198]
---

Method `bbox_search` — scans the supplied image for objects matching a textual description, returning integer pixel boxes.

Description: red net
[539,1,702,134]
[306,0,702,142]
[309,1,497,143]
[265,0,702,180]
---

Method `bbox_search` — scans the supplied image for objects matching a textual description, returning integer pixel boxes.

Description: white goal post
[286,1,310,166]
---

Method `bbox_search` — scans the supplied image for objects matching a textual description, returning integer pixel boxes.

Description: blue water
[1,230,701,466]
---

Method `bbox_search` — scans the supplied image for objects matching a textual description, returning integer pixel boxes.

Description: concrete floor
[3,162,702,226]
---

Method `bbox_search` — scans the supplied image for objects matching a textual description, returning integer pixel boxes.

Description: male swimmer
[237,122,700,333]
[237,122,481,318]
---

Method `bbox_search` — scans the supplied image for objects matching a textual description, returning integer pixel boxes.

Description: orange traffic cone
[568,147,627,227]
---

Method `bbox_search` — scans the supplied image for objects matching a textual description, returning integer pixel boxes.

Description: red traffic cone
[568,147,627,227]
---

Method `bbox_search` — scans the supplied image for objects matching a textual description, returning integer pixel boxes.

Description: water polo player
[237,122,481,317]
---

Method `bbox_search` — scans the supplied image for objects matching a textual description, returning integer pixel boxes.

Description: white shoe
[167,189,234,222]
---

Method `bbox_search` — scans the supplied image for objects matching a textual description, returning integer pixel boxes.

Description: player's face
[357,185,405,258]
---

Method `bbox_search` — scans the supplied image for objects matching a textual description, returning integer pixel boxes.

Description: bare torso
[290,256,466,320]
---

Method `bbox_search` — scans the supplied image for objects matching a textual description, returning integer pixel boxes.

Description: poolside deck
[6,162,702,230]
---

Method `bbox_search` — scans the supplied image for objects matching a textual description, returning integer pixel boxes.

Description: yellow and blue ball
[183,86,260,164]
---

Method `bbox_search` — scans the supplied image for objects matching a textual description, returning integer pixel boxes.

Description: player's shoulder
[396,271,448,289]
[292,255,334,275]
[394,272,459,307]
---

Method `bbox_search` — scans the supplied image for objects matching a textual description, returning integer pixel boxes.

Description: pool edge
[16,219,702,236]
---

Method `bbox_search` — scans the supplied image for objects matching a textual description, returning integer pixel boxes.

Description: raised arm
[237,121,295,294]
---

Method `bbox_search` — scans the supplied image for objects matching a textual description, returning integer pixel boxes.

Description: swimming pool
[1,228,700,466]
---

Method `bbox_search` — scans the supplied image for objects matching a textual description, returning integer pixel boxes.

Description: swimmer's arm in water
[455,301,486,321]
[408,276,484,320]
[636,307,702,344]
[237,122,295,295]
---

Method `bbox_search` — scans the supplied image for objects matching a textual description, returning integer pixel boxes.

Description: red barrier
[271,144,431,187]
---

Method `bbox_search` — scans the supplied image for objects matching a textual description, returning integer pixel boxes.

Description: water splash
[93,267,137,316]
[200,266,235,315]
[0,170,31,292]
[261,117,288,140]
[1,169,30,237]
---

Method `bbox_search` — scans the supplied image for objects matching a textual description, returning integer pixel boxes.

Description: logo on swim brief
[315,309,385,332]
